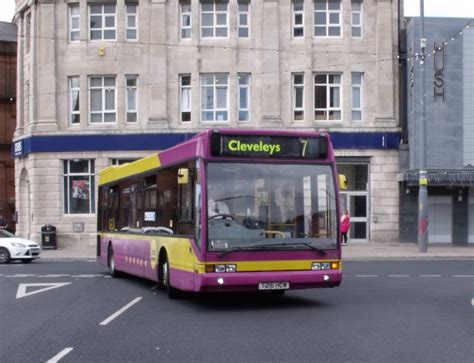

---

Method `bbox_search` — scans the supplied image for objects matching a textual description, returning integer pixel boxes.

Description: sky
[0,0,473,23]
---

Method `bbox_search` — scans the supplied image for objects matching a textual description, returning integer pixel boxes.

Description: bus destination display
[211,134,328,159]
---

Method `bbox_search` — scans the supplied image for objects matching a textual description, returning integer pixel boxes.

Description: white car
[0,229,41,264]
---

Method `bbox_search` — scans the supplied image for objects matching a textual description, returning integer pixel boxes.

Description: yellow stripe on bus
[98,153,161,185]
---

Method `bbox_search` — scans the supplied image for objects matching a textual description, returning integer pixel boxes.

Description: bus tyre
[108,247,120,278]
[162,256,180,299]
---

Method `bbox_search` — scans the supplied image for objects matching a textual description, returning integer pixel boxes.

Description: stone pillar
[260,0,282,126]
[34,0,58,132]
[375,0,395,123]
[148,0,169,129]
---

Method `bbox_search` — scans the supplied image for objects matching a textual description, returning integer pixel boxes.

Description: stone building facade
[0,22,17,231]
[13,0,400,248]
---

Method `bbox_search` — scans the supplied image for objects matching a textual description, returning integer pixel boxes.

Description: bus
[97,129,344,297]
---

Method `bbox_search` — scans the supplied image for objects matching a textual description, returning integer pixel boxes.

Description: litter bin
[41,225,57,249]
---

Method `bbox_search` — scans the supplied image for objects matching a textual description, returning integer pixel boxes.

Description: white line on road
[355,274,379,278]
[452,275,474,278]
[71,274,104,278]
[471,298,474,307]
[388,275,410,278]
[46,347,73,363]
[419,274,441,277]
[100,297,143,326]
[38,274,71,278]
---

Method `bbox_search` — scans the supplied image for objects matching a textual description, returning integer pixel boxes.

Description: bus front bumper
[196,270,342,292]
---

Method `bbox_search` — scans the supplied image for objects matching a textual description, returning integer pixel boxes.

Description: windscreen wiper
[218,242,327,257]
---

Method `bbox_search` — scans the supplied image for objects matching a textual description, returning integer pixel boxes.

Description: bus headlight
[226,264,236,273]
[215,265,226,273]
[312,263,321,270]
[213,264,237,273]
[322,262,331,270]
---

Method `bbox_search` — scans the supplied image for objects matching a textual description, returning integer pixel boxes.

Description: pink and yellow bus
[97,129,343,297]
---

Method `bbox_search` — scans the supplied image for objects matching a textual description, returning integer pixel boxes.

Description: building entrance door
[340,192,368,242]
[428,196,452,243]
[337,162,369,243]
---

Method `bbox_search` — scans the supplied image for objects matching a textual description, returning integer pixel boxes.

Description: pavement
[39,242,474,261]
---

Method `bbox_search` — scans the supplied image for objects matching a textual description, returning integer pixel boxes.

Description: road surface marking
[39,274,71,278]
[388,275,410,277]
[355,275,379,278]
[100,297,143,326]
[71,274,104,278]
[419,275,441,277]
[47,347,73,363]
[16,282,72,299]
[471,298,474,307]
[12,274,36,277]
[452,275,474,278]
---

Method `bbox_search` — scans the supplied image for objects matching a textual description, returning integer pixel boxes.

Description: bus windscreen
[211,134,328,159]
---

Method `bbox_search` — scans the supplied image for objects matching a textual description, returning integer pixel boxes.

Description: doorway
[338,163,369,243]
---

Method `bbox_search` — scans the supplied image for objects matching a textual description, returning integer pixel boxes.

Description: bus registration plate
[258,282,290,290]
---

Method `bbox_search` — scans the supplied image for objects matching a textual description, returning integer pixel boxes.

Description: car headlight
[10,242,26,248]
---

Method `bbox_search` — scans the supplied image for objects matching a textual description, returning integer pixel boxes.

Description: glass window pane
[128,89,136,109]
[201,74,214,85]
[239,88,248,108]
[105,90,115,110]
[330,87,340,107]
[239,28,248,37]
[72,91,80,111]
[90,16,102,29]
[202,111,214,121]
[314,86,326,108]
[127,112,137,122]
[90,113,102,123]
[239,14,247,26]
[295,14,303,25]
[329,74,340,83]
[352,27,361,37]
[352,13,360,25]
[104,113,116,122]
[294,2,304,11]
[216,88,227,108]
[72,18,79,28]
[202,87,214,109]
[315,12,326,25]
[105,16,115,27]
[216,14,226,25]
[90,5,101,14]
[182,29,191,38]
[328,26,340,36]
[202,14,213,26]
[329,13,339,24]
[90,90,102,111]
[216,28,227,37]
[202,28,213,37]
[216,3,227,11]
[239,111,249,121]
[71,31,80,41]
[202,3,213,12]
[314,1,326,11]
[90,30,101,40]
[329,110,341,119]
[104,5,116,14]
[295,87,303,107]
[328,0,341,11]
[352,110,362,121]
[314,27,326,36]
[69,176,90,213]
[127,16,136,27]
[70,160,90,173]
[71,5,79,16]
[216,74,227,85]
[127,77,137,87]
[294,74,304,84]
[104,30,116,39]
[216,111,227,121]
[104,77,115,87]
[352,88,361,108]
[127,30,137,39]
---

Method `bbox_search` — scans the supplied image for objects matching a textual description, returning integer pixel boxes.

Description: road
[0,260,472,363]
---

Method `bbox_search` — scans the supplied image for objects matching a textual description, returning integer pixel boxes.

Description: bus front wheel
[108,246,120,278]
[161,255,180,299]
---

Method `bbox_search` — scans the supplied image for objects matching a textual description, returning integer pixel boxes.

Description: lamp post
[418,0,428,252]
